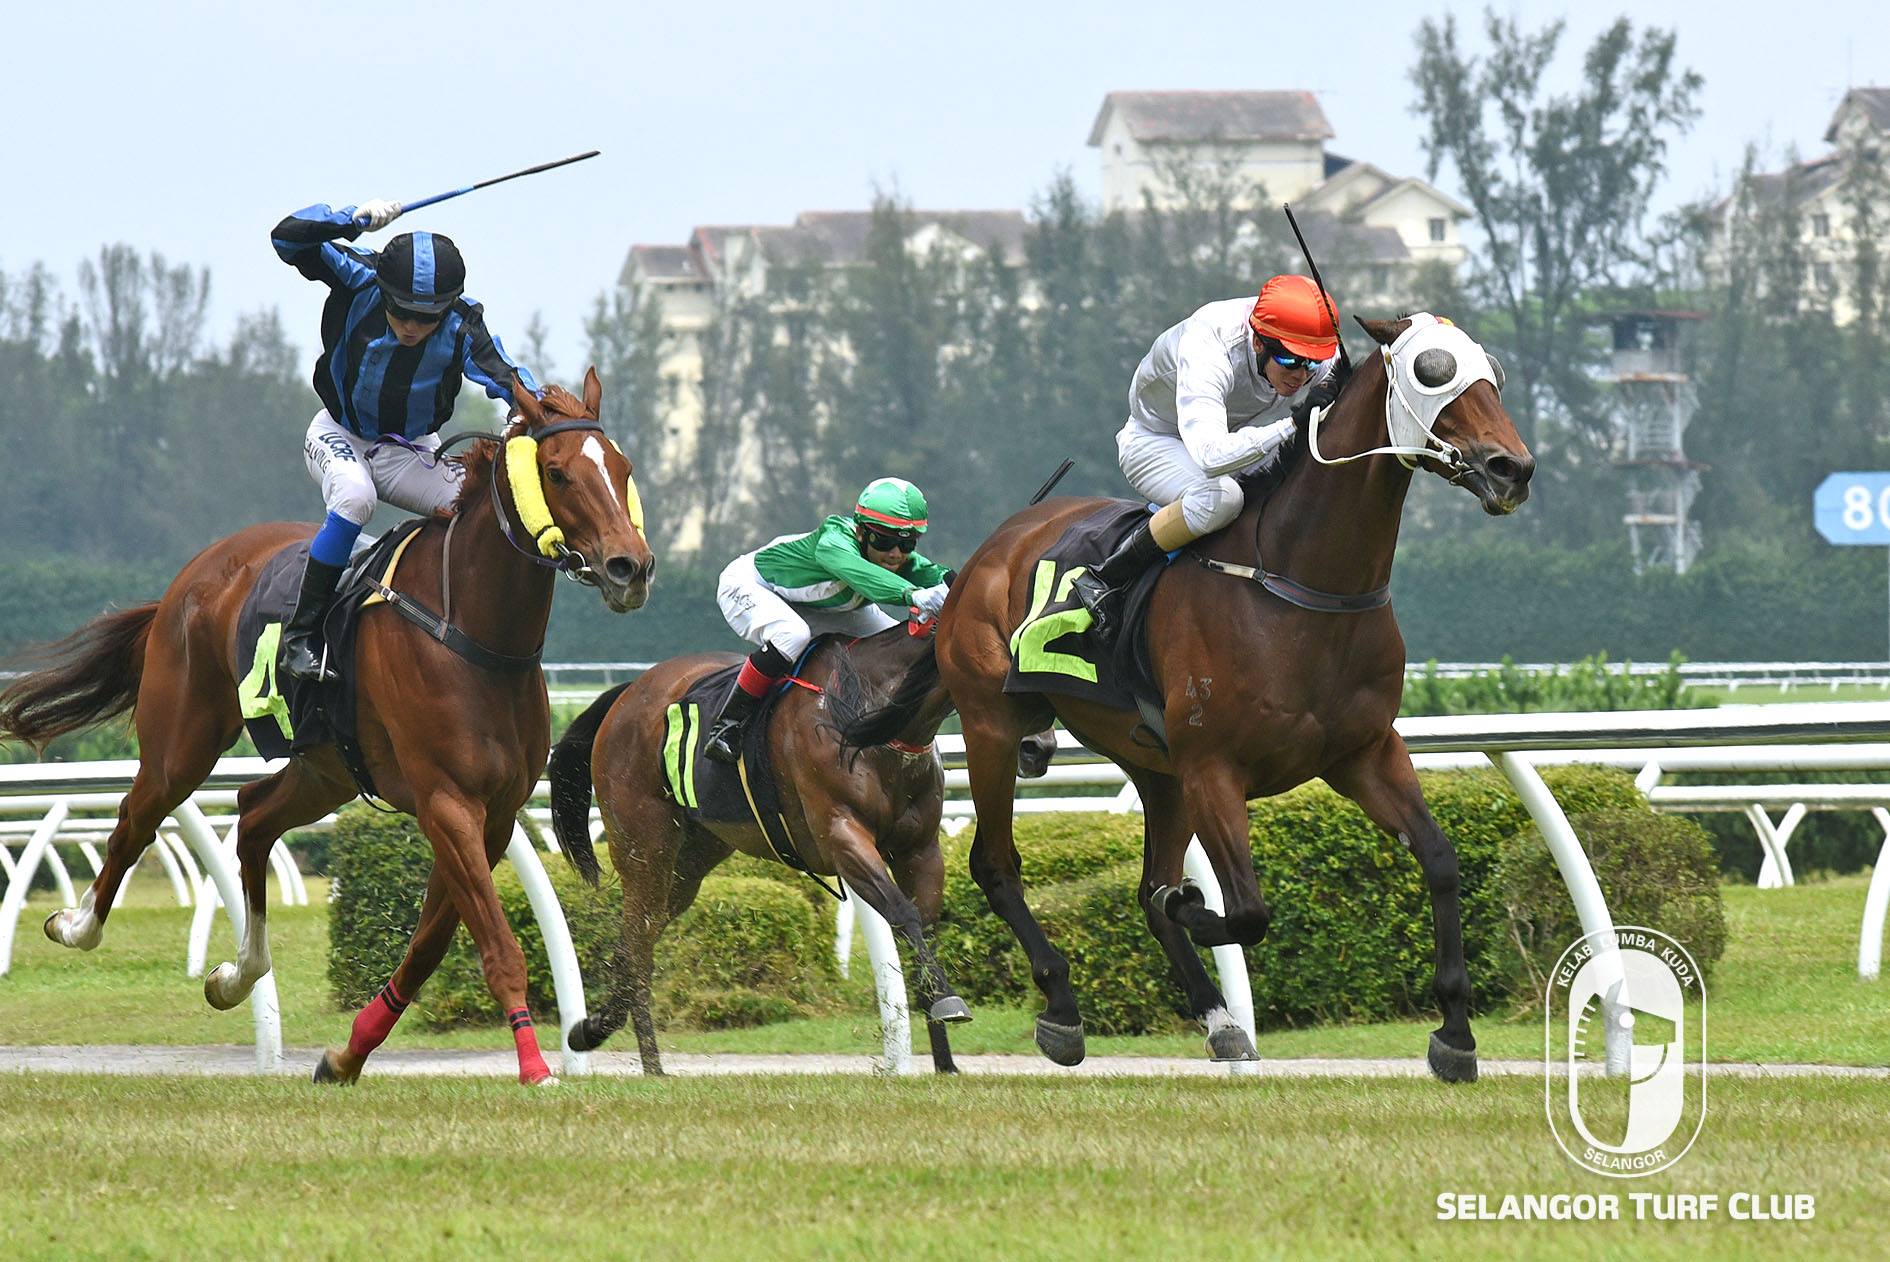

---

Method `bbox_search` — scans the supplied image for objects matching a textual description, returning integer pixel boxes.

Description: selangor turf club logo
[1545,926,1706,1178]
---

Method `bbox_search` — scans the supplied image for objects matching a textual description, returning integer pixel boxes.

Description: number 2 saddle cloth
[1001,500,1173,741]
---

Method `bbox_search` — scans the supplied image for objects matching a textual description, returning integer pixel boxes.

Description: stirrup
[1072,572,1119,638]
[702,717,744,764]
[280,635,332,684]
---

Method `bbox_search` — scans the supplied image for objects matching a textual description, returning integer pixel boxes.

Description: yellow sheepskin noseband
[504,435,566,557]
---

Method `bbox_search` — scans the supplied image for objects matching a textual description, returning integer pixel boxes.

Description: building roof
[1087,90,1334,146]
[1731,154,1844,214]
[1294,212,1411,264]
[1825,86,1890,142]
[627,245,700,283]
[755,210,1028,268]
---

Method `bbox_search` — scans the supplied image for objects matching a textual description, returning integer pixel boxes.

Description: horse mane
[443,384,594,518]
[823,624,949,758]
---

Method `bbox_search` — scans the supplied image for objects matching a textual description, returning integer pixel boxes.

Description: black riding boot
[702,685,761,765]
[1072,518,1168,642]
[278,556,345,684]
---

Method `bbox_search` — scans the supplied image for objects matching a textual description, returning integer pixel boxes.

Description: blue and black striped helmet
[376,231,465,317]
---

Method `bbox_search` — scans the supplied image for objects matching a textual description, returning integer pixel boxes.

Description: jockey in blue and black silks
[270,196,540,682]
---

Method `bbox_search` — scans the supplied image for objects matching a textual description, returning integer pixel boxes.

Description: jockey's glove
[910,583,950,620]
[355,198,404,231]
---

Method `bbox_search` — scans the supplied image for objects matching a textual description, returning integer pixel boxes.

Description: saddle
[1001,501,1172,739]
[233,520,425,796]
[659,643,838,895]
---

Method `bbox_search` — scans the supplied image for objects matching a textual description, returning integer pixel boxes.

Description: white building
[1712,87,1890,325]
[1088,89,1471,291]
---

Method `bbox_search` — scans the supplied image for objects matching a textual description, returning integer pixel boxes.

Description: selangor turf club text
[1437,1193,1818,1222]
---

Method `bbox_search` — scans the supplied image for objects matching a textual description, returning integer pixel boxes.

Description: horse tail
[829,637,952,753]
[548,681,631,886]
[0,603,159,752]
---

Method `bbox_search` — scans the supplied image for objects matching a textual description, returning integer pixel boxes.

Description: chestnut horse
[0,370,653,1085]
[546,621,972,1074]
[835,316,1534,1082]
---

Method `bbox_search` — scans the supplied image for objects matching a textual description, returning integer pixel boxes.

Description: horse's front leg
[830,814,969,1032]
[1131,769,1254,1062]
[414,786,556,1086]
[888,836,965,1074]
[1324,730,1477,1084]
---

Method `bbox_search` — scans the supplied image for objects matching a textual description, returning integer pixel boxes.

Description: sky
[3,0,1883,380]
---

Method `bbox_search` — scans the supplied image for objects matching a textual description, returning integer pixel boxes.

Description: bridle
[487,418,613,585]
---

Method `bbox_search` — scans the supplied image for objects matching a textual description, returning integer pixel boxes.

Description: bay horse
[835,315,1533,1082]
[0,369,653,1086]
[547,621,972,1074]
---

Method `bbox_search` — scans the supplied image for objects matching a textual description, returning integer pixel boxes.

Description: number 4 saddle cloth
[658,644,832,887]
[1001,500,1173,726]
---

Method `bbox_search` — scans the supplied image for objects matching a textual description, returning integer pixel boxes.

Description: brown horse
[546,621,972,1074]
[835,315,1534,1081]
[0,370,653,1085]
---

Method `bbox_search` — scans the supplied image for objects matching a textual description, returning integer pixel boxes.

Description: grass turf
[3,1073,1886,1260]
[1,872,1886,1065]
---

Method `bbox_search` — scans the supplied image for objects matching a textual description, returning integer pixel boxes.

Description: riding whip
[1029,458,1075,506]
[357,150,602,226]
[1281,203,1351,379]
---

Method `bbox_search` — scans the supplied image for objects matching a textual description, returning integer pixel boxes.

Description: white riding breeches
[302,410,466,527]
[717,553,899,660]
[1117,422,1250,537]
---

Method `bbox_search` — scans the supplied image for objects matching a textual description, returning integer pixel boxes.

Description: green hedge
[326,806,836,1028]
[1498,808,1727,1005]
[930,767,1663,1034]
[323,767,1722,1038]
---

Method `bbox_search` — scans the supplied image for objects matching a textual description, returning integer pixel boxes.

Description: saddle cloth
[1001,500,1172,721]
[233,520,426,791]
[659,644,828,886]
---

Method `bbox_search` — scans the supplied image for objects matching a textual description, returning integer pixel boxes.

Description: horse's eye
[546,466,569,487]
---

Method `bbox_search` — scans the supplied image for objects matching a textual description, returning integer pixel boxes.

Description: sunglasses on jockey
[861,526,920,554]
[1257,336,1320,373]
[384,299,447,327]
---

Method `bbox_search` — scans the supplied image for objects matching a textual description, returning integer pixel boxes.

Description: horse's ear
[513,376,547,429]
[1355,316,1409,347]
[582,366,603,418]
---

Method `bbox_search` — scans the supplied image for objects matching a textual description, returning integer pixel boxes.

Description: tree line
[5,10,1890,663]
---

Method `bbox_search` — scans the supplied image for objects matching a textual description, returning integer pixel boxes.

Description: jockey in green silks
[702,477,953,763]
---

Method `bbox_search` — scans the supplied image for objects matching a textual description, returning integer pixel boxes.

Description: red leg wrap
[510,1007,552,1084]
[346,979,410,1060]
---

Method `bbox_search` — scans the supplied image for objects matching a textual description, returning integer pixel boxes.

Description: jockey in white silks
[1072,274,1344,639]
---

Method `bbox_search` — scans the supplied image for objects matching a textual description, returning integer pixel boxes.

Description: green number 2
[1008,560,1099,682]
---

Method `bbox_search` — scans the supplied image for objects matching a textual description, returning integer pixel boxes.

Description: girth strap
[1195,555,1391,613]
[363,578,543,674]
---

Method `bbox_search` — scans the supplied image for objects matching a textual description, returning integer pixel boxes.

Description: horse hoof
[531,1074,561,1089]
[567,1020,600,1053]
[43,910,100,951]
[1157,882,1205,920]
[1207,1025,1258,1062]
[929,996,972,1024]
[1035,1017,1087,1066]
[311,1051,358,1087]
[203,962,242,1011]
[1427,1031,1478,1084]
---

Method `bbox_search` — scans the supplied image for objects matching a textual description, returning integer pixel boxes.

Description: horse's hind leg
[205,758,350,1010]
[888,839,964,1074]
[315,869,459,1086]
[1324,731,1477,1084]
[45,643,239,951]
[1131,770,1255,1062]
[962,715,1084,1065]
[571,796,687,1075]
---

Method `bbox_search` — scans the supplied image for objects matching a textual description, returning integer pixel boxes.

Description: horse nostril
[1486,455,1524,485]
[603,556,640,587]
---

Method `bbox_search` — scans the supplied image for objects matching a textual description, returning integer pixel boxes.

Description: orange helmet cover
[1248,275,1341,359]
